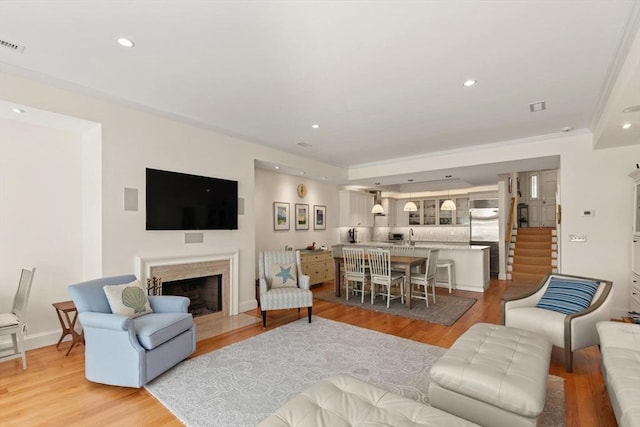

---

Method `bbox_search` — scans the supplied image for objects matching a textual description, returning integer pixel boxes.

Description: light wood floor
[0,279,616,426]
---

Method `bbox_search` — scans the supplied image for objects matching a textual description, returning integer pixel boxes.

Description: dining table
[333,254,428,309]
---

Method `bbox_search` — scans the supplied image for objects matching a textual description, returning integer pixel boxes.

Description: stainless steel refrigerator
[469,199,499,277]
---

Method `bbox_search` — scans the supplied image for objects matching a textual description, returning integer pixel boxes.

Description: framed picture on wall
[273,202,290,231]
[295,204,309,230]
[314,205,326,230]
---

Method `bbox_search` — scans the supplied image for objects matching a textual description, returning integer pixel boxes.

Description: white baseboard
[0,329,63,352]
[239,299,258,314]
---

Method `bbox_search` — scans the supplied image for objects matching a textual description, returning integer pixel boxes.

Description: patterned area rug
[314,288,477,325]
[145,318,565,426]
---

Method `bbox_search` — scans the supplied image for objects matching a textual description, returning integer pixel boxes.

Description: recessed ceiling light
[300,171,306,175]
[274,166,280,170]
[622,123,632,129]
[561,126,573,132]
[311,124,320,129]
[463,79,477,87]
[11,107,25,114]
[117,37,135,48]
[322,176,327,180]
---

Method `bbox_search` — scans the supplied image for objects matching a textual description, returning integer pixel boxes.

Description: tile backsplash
[392,226,470,243]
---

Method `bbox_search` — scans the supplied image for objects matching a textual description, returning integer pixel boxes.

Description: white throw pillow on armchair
[270,264,298,288]
[103,279,153,317]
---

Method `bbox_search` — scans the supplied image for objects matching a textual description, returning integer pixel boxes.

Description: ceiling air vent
[0,39,25,53]
[529,101,546,113]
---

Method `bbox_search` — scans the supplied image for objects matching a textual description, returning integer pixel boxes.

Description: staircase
[507,227,557,283]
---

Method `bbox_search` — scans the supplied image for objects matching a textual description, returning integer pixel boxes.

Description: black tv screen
[146,168,238,230]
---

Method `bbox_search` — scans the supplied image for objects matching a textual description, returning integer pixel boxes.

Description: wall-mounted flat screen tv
[146,168,238,230]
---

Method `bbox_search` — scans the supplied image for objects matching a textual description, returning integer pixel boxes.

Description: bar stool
[436,259,455,293]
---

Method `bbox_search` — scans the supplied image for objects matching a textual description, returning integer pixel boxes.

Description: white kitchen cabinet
[422,199,437,225]
[339,190,374,227]
[395,199,409,226]
[630,170,640,313]
[456,197,470,225]
[374,198,396,227]
[403,197,468,226]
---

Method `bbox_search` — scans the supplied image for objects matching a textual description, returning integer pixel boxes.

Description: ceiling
[1,1,638,190]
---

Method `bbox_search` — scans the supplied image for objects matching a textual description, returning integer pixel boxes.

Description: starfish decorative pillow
[270,264,298,288]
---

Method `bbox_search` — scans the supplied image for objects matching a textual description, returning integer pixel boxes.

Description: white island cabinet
[412,244,490,292]
[332,242,489,292]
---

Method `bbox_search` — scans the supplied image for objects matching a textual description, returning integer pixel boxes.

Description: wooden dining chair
[391,245,415,273]
[342,247,370,303]
[411,249,439,307]
[367,248,405,308]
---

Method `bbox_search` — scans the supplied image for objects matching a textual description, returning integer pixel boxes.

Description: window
[530,174,539,200]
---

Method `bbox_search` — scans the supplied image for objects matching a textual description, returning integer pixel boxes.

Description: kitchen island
[332,242,490,293]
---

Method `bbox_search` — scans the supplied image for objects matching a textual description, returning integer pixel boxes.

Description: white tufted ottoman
[258,374,478,427]
[428,323,552,427]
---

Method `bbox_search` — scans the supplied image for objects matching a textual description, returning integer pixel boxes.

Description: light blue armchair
[68,274,196,388]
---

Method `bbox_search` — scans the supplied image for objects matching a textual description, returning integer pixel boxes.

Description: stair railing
[505,197,516,243]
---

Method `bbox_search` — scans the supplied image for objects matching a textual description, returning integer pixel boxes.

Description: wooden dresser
[300,250,334,286]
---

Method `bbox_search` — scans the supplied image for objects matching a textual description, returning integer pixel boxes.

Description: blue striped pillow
[536,277,599,315]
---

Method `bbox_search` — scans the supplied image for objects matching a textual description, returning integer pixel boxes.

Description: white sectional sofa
[596,321,640,427]
[258,374,478,427]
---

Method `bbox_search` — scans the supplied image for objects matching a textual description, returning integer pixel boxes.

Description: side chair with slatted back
[367,248,405,308]
[342,247,370,303]
[0,268,36,369]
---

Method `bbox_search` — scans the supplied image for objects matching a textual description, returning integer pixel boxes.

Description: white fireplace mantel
[134,251,239,316]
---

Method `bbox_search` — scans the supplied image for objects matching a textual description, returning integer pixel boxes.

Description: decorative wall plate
[297,183,307,198]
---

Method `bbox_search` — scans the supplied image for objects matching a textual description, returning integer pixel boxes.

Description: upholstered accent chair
[502,273,613,372]
[68,274,196,388]
[258,250,313,327]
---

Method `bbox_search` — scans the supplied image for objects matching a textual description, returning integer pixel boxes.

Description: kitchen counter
[342,241,490,250]
[333,242,490,292]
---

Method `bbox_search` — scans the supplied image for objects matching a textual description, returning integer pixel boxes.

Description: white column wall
[0,119,84,348]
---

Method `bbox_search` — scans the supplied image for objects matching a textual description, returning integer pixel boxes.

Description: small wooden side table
[52,300,84,356]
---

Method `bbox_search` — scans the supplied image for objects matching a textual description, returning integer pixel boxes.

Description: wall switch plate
[569,234,587,242]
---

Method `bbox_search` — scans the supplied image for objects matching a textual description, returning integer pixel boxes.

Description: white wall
[1,71,345,349]
[0,119,84,347]
[558,142,635,313]
[1,68,636,353]
[254,168,340,272]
